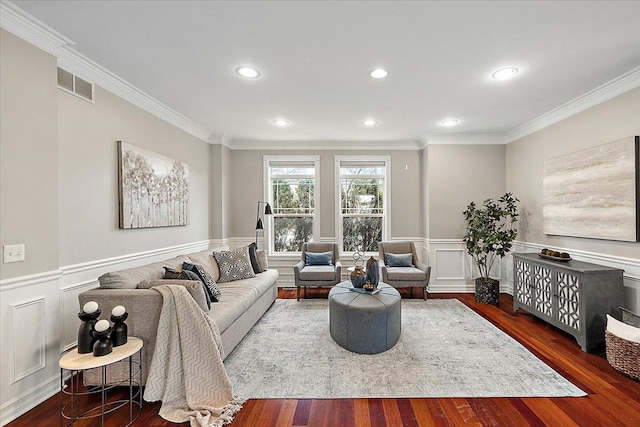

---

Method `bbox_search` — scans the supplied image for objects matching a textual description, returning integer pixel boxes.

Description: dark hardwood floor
[8,289,640,426]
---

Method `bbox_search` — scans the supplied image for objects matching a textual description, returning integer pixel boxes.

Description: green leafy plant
[463,193,519,282]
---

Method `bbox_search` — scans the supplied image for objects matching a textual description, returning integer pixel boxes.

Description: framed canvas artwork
[117,141,190,229]
[543,136,639,242]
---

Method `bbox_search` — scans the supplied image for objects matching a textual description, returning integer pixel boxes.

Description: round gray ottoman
[329,281,401,354]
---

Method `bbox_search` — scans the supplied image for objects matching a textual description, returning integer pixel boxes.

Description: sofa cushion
[99,261,165,289]
[386,253,413,267]
[186,250,221,282]
[299,265,336,281]
[208,269,278,333]
[306,251,333,266]
[247,243,263,274]
[183,262,221,302]
[214,247,256,283]
[386,266,426,281]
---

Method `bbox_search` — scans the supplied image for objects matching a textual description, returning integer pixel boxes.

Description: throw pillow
[607,314,640,344]
[247,242,263,274]
[386,253,413,267]
[306,251,333,266]
[163,266,212,309]
[257,250,269,270]
[213,247,256,283]
[183,262,222,302]
[137,279,209,311]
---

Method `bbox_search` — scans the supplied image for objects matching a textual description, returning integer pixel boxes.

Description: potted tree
[463,192,519,305]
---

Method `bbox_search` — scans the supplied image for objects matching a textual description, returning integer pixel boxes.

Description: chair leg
[297,286,300,301]
[424,286,427,300]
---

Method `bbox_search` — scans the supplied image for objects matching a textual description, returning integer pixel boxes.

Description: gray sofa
[78,245,278,384]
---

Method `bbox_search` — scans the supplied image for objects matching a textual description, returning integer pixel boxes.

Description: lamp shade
[264,203,273,215]
[256,217,264,231]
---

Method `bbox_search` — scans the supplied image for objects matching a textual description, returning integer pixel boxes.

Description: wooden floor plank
[7,291,640,427]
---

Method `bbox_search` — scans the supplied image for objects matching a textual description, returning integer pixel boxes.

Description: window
[265,156,320,253]
[337,156,390,253]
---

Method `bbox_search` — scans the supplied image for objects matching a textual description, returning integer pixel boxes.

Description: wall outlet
[3,244,25,263]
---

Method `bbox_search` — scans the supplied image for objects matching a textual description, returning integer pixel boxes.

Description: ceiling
[9,0,640,144]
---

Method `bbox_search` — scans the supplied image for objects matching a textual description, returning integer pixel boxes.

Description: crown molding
[424,134,506,145]
[224,138,425,151]
[505,66,640,143]
[0,1,211,142]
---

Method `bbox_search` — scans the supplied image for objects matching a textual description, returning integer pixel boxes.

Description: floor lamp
[255,201,273,248]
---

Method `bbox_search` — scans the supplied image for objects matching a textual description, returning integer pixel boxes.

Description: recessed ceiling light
[370,68,388,79]
[362,119,377,126]
[492,67,518,80]
[236,66,261,78]
[441,119,459,127]
[273,119,290,127]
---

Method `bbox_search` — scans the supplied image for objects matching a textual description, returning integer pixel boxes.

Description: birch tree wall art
[118,141,190,229]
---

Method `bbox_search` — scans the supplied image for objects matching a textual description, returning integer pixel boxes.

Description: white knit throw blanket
[144,285,244,426]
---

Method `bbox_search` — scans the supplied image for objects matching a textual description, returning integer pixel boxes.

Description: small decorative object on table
[110,305,128,347]
[350,237,367,288]
[538,248,572,262]
[93,319,113,357]
[78,301,101,354]
[366,256,379,287]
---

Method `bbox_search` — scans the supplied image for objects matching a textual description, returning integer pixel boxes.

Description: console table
[512,253,624,352]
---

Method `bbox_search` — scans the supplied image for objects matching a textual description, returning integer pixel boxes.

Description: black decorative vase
[77,309,101,354]
[93,328,113,357]
[475,278,499,306]
[350,267,367,288]
[110,312,128,347]
[366,257,379,287]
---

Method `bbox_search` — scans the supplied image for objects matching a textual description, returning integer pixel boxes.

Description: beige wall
[0,28,211,275]
[226,149,424,242]
[506,88,640,258]
[427,144,506,239]
[57,87,211,266]
[0,30,59,280]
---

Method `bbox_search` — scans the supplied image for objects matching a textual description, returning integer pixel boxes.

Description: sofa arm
[79,288,164,385]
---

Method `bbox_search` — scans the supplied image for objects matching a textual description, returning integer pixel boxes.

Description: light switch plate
[3,244,25,263]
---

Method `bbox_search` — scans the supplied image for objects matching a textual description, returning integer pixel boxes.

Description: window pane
[272,178,315,214]
[342,217,382,252]
[270,166,315,175]
[340,178,383,214]
[273,217,314,252]
[339,165,385,175]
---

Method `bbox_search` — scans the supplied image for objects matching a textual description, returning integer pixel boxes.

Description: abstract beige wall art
[543,136,639,242]
[118,141,189,229]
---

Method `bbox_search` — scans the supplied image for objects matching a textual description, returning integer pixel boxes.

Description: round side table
[59,336,143,426]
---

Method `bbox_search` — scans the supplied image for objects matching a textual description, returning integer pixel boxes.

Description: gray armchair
[293,242,342,300]
[378,241,431,299]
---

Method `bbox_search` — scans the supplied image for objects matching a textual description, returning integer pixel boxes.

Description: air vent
[57,67,94,102]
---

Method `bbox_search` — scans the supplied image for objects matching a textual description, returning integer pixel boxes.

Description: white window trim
[263,155,320,255]
[335,155,391,255]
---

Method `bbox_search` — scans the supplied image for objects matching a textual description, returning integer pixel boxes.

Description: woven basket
[605,330,640,381]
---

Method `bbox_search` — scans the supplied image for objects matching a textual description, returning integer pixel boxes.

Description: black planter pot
[475,278,499,306]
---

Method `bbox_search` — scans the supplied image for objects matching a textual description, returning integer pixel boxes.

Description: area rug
[224,299,586,398]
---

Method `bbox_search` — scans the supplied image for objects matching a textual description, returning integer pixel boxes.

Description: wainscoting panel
[11,297,46,382]
[434,249,466,280]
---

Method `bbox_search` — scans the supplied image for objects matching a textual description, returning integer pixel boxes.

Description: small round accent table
[329,281,401,354]
[59,336,143,426]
